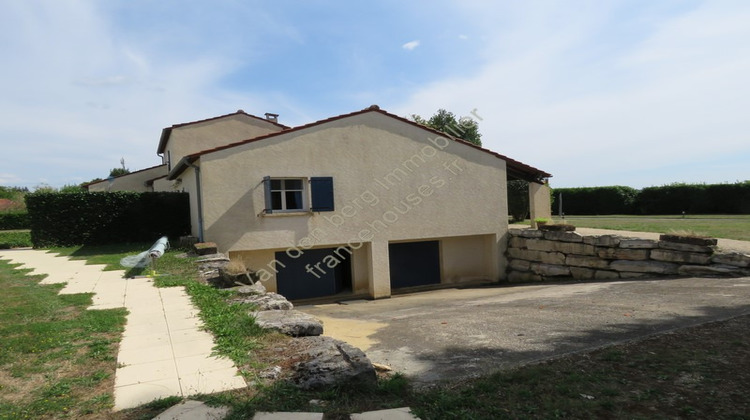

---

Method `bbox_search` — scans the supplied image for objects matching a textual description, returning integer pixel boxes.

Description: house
[86,164,169,192]
[86,110,287,192]
[163,105,552,300]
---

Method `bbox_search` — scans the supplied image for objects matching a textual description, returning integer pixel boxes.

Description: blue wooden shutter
[263,176,273,214]
[310,177,334,212]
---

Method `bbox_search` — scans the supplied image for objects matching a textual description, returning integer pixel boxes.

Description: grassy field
[0,259,126,419]
[2,242,750,419]
[545,215,750,241]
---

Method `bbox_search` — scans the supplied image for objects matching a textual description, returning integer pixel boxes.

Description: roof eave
[167,156,199,180]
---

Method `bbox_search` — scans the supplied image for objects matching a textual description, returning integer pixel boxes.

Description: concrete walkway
[0,249,246,411]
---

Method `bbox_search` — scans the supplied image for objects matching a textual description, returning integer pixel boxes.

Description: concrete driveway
[301,276,750,384]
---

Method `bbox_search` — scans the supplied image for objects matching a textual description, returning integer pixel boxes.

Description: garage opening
[275,247,352,300]
[389,240,441,289]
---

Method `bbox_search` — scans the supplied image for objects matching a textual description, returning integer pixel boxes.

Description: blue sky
[1,0,748,189]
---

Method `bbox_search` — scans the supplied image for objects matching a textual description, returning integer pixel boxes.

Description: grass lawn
[545,214,750,241]
[0,259,126,419]
[2,242,750,419]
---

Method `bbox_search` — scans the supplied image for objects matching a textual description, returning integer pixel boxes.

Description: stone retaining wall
[506,228,750,282]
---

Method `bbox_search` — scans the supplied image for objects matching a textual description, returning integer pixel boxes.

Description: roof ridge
[168,106,551,183]
[168,110,289,130]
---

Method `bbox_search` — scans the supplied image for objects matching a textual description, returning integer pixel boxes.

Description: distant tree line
[552,182,750,215]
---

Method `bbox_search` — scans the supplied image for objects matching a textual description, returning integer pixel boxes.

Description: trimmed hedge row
[552,182,750,215]
[551,186,637,215]
[0,211,29,230]
[0,231,32,249]
[26,192,191,247]
[638,183,750,214]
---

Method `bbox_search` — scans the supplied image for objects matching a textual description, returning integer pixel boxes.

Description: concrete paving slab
[350,407,419,420]
[0,249,247,411]
[153,399,231,420]
[253,413,323,420]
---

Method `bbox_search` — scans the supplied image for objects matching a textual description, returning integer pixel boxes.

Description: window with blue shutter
[310,177,334,212]
[262,176,273,214]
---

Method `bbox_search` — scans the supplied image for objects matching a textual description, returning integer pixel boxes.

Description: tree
[411,109,482,146]
[507,179,529,222]
[109,157,130,177]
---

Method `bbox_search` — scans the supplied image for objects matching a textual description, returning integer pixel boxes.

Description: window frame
[265,177,308,213]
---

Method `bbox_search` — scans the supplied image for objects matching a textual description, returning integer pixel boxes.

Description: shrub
[0,231,32,249]
[637,182,750,214]
[25,191,191,247]
[552,186,638,215]
[507,180,529,222]
[0,211,29,230]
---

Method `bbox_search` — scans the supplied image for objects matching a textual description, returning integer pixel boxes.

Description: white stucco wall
[87,165,168,192]
[184,112,509,298]
[163,114,284,170]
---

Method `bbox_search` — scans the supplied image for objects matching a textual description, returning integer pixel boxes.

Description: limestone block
[566,255,610,269]
[508,271,542,282]
[523,239,556,252]
[553,241,597,256]
[619,239,659,249]
[542,231,584,243]
[531,263,571,277]
[254,310,323,337]
[507,248,565,264]
[609,260,679,274]
[235,292,293,311]
[509,236,527,249]
[570,267,595,280]
[660,234,717,246]
[658,241,715,254]
[678,264,744,277]
[510,228,544,239]
[594,270,620,280]
[583,235,621,247]
[650,249,711,265]
[507,247,534,260]
[293,336,376,390]
[597,248,650,261]
[711,252,750,268]
[509,259,531,271]
[619,272,651,279]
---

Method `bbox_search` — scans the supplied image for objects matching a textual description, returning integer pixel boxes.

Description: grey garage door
[275,247,352,300]
[389,240,441,289]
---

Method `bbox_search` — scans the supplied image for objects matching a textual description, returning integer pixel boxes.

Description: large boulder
[254,310,323,337]
[292,336,376,390]
[237,292,294,311]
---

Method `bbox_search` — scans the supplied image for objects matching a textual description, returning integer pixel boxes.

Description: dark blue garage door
[275,247,352,300]
[389,240,441,289]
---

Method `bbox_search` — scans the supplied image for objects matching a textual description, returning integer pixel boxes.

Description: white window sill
[261,210,312,217]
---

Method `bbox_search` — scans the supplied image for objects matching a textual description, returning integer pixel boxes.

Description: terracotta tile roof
[157,110,290,154]
[83,164,168,188]
[0,199,17,211]
[168,105,552,183]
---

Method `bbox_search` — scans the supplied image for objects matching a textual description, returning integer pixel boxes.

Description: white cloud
[402,40,420,50]
[0,1,273,188]
[392,1,750,188]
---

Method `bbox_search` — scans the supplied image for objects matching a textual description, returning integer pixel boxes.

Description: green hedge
[551,186,638,215]
[0,231,32,249]
[637,182,750,215]
[552,182,750,215]
[26,191,191,247]
[0,211,29,230]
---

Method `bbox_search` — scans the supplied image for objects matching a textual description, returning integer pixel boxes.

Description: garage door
[389,240,441,289]
[275,247,352,300]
